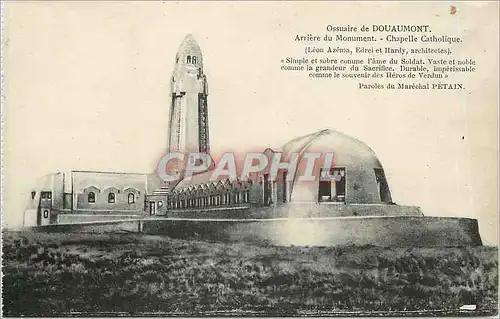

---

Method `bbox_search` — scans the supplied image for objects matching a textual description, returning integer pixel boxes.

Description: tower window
[88,192,96,203]
[41,191,52,200]
[192,56,197,64]
[43,210,49,218]
[31,191,36,199]
[108,193,115,204]
[128,193,135,204]
[187,56,191,63]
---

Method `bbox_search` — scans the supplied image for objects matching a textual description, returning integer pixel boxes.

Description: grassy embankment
[2,231,498,316]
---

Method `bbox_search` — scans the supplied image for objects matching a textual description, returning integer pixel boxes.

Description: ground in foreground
[2,231,498,316]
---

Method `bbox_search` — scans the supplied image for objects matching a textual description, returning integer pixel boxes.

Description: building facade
[24,34,422,226]
[24,171,156,226]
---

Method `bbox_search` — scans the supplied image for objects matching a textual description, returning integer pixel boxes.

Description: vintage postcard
[1,1,498,317]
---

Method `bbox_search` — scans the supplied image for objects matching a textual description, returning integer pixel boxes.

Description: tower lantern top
[176,34,203,66]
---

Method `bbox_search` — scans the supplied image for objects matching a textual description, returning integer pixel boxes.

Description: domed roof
[283,129,390,204]
[283,128,382,168]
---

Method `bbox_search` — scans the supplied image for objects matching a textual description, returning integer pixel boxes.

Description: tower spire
[168,34,210,155]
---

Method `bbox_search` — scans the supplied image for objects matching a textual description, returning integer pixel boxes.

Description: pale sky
[2,1,498,245]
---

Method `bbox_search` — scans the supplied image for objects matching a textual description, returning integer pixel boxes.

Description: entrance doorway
[318,168,346,203]
[149,201,156,215]
[263,174,272,206]
[282,171,287,203]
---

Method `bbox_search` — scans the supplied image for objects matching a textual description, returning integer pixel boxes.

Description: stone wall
[162,203,422,219]
[31,220,142,233]
[57,214,145,224]
[149,216,483,247]
[72,171,147,211]
[30,215,482,247]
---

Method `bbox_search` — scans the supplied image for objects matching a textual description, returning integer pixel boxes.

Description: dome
[283,128,383,167]
[283,129,393,204]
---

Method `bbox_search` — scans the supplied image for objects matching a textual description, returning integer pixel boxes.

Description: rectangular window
[318,180,331,201]
[374,168,392,203]
[263,174,272,206]
[319,168,346,203]
[282,171,287,203]
[149,201,156,215]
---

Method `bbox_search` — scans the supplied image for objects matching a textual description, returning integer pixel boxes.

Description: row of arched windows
[167,180,252,210]
[167,189,250,210]
[88,192,135,204]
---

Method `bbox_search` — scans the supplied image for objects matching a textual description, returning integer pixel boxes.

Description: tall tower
[168,34,210,155]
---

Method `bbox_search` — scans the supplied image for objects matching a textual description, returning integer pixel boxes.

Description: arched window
[187,56,191,63]
[128,193,135,204]
[192,56,197,64]
[108,193,115,203]
[88,192,96,203]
